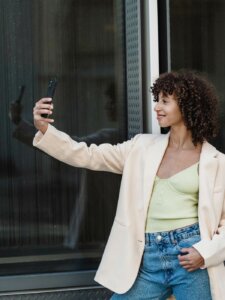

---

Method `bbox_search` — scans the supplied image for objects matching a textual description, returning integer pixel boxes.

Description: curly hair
[151,70,219,145]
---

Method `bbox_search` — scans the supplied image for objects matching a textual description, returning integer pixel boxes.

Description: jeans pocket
[141,244,159,272]
[177,234,201,250]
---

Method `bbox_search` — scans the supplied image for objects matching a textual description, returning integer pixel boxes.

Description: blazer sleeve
[193,197,225,268]
[193,155,225,268]
[33,124,139,174]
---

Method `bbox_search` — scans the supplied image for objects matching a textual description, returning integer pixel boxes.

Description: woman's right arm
[33,99,138,174]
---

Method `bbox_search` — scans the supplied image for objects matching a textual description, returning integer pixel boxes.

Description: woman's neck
[168,126,199,151]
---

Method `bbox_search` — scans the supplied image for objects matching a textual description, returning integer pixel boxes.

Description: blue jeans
[111,223,211,300]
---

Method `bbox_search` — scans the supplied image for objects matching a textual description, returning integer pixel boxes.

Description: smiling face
[154,92,184,128]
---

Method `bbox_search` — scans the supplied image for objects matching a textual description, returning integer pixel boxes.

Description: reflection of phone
[41,78,58,118]
[16,85,25,104]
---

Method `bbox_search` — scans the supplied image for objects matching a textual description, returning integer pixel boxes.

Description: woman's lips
[157,114,165,120]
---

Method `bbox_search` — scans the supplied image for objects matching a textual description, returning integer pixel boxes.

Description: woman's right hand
[33,98,54,134]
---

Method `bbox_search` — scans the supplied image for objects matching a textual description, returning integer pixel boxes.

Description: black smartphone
[41,78,58,118]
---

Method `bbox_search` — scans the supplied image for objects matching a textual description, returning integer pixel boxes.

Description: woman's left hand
[178,247,205,272]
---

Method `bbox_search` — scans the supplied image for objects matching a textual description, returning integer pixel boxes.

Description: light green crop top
[145,163,199,233]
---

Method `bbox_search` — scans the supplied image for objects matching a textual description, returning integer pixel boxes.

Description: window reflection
[1,0,126,275]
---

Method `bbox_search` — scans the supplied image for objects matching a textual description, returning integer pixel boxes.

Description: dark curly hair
[151,70,219,145]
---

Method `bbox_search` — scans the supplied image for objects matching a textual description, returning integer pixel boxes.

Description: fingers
[178,257,198,272]
[34,98,52,112]
[178,250,191,269]
[33,98,54,133]
[33,98,54,123]
[179,248,189,256]
[178,247,204,272]
[178,255,193,271]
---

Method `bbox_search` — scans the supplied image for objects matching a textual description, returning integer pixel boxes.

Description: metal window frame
[142,0,160,134]
[125,0,144,138]
[158,0,171,73]
[0,271,97,294]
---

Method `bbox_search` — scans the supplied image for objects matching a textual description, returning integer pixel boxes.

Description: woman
[33,71,225,300]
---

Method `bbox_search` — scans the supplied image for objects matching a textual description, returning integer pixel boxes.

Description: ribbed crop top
[145,163,199,233]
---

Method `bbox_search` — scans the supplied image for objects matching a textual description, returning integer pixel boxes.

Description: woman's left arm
[178,194,225,271]
[193,189,225,267]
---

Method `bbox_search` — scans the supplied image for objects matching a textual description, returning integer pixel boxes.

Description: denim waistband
[145,223,200,245]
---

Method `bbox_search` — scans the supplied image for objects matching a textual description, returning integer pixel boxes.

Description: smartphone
[41,78,58,118]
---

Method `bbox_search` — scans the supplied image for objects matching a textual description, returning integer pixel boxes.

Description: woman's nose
[154,102,160,111]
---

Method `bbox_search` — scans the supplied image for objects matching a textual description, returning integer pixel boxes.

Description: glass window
[168,0,225,152]
[1,0,126,277]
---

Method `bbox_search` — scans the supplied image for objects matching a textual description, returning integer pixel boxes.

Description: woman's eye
[162,99,168,104]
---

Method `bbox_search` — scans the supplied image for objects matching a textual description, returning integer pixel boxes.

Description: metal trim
[0,271,97,293]
[125,0,143,138]
[143,0,160,134]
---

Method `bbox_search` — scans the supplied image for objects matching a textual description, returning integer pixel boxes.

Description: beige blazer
[33,125,225,300]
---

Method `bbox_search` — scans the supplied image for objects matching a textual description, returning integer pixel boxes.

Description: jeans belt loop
[170,231,176,244]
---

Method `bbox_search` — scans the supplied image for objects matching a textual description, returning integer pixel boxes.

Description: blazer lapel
[143,134,169,214]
